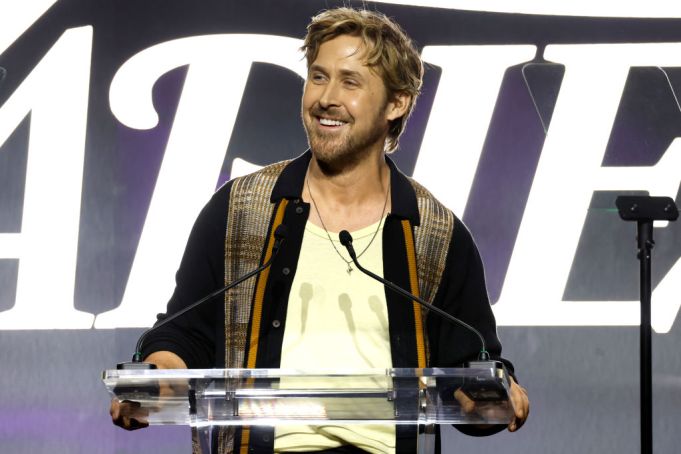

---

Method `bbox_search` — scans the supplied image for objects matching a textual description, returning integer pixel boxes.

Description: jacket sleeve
[139,183,232,368]
[427,216,514,437]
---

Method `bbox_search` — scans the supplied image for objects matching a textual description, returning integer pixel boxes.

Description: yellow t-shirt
[273,218,395,454]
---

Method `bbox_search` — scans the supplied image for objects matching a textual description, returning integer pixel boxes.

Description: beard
[303,105,387,175]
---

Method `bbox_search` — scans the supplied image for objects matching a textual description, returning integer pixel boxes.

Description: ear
[385,92,411,122]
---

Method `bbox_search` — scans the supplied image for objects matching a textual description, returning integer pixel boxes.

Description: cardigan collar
[270,150,420,226]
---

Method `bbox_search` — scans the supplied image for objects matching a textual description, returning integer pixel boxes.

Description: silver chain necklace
[306,173,390,275]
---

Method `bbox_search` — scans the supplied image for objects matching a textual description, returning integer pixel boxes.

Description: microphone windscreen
[339,230,353,246]
[274,224,288,240]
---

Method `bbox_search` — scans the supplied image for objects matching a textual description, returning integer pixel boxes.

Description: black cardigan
[142,151,512,451]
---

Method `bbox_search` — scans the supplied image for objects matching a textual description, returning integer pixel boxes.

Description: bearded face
[301,35,396,171]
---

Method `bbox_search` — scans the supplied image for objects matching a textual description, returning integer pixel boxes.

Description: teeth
[319,118,346,126]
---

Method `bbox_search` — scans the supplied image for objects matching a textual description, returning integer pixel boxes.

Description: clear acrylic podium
[103,365,514,453]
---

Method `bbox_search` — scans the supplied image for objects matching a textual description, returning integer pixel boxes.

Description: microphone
[120,224,288,369]
[339,230,491,362]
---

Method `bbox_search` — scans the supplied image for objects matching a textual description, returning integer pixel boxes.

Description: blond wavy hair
[301,8,423,152]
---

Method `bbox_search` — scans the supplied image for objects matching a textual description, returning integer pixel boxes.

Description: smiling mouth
[317,116,348,127]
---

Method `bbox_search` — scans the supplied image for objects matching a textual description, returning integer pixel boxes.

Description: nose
[318,80,341,109]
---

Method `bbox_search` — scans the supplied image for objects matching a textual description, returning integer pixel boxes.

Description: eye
[309,72,327,83]
[343,79,359,88]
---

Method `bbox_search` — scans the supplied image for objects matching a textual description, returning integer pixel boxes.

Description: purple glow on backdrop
[0,408,189,451]
[463,66,549,303]
[603,67,681,167]
[116,66,189,238]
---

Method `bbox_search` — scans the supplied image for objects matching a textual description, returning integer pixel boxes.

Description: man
[111,7,529,453]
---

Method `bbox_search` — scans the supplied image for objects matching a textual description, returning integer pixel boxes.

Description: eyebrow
[309,64,365,81]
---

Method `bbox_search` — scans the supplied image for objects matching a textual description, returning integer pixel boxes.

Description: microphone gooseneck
[338,230,490,362]
[129,224,288,364]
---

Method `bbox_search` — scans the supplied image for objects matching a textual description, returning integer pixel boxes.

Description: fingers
[109,398,120,421]
[453,388,477,414]
[124,417,148,430]
[508,380,529,432]
[110,399,149,431]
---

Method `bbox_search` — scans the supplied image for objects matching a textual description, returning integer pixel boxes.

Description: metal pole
[637,220,653,454]
[616,196,678,454]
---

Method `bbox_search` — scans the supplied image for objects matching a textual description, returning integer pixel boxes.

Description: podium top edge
[102,367,502,380]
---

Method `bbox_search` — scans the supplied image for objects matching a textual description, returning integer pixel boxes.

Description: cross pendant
[346,264,353,275]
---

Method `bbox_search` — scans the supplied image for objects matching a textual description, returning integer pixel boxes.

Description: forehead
[311,34,371,70]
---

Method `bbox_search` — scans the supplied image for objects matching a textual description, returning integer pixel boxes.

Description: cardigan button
[272,320,281,328]
[295,206,304,214]
[282,267,291,275]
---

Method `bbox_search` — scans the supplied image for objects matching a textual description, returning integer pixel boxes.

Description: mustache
[309,105,351,122]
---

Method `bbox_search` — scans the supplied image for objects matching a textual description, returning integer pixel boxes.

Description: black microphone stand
[118,225,287,369]
[338,230,512,406]
[615,195,678,454]
[338,230,491,362]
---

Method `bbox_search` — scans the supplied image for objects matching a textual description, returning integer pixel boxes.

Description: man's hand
[109,351,187,431]
[110,398,149,431]
[453,374,529,433]
[508,377,529,432]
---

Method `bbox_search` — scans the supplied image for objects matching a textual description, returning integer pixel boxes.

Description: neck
[307,150,389,205]
[305,151,391,232]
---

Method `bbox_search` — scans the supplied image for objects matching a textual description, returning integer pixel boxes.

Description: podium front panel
[103,367,514,427]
